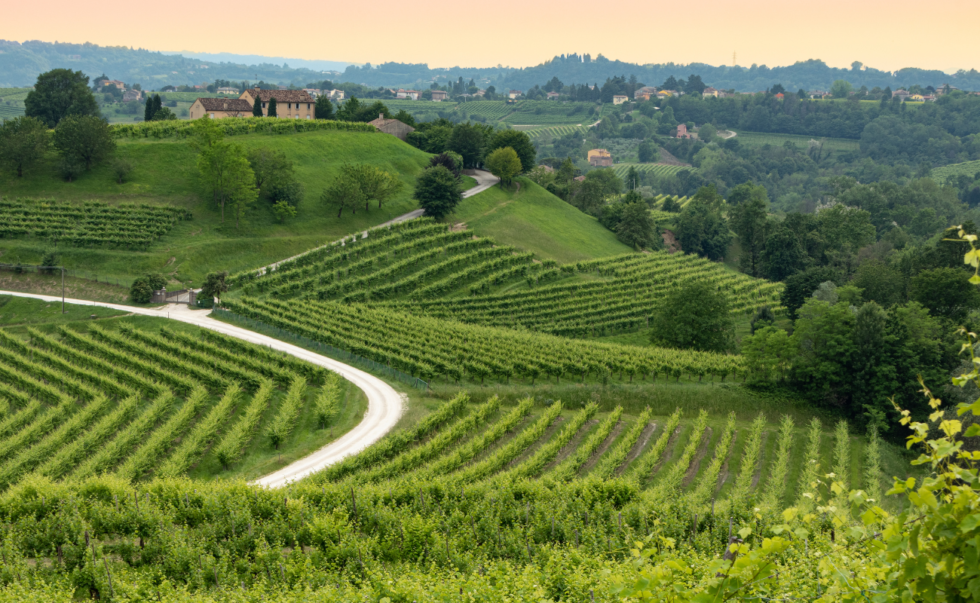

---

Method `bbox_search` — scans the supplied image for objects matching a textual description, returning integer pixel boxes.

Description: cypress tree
[144,95,155,121]
[150,94,162,120]
[252,96,262,117]
[268,97,277,118]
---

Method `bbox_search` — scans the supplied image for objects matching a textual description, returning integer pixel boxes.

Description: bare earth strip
[579,420,624,475]
[681,427,713,489]
[0,290,403,489]
[616,422,658,476]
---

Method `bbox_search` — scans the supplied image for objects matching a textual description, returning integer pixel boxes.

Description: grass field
[0,129,433,285]
[453,178,632,263]
[932,159,980,183]
[732,130,860,153]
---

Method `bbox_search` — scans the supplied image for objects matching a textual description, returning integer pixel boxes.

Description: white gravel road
[0,290,403,489]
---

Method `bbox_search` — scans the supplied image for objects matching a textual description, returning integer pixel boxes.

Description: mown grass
[452,178,631,263]
[0,294,124,333]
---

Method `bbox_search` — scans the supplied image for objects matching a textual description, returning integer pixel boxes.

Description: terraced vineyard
[503,100,597,125]
[612,163,692,180]
[522,124,588,139]
[226,219,781,340]
[457,100,514,121]
[0,88,29,120]
[0,198,191,250]
[0,321,341,487]
[932,159,980,183]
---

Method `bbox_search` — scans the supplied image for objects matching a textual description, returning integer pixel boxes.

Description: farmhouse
[302,89,321,99]
[508,90,523,99]
[676,124,692,139]
[431,90,448,101]
[216,87,238,94]
[612,95,629,105]
[657,90,675,99]
[189,97,254,119]
[396,89,420,100]
[122,90,142,102]
[239,87,315,118]
[102,79,125,90]
[634,86,658,101]
[703,87,720,98]
[547,92,560,100]
[587,148,613,167]
[368,113,415,141]
[893,89,910,102]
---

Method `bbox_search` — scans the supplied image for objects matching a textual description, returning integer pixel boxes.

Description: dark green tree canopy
[25,69,100,127]
[0,116,49,178]
[674,185,732,261]
[485,130,536,174]
[414,165,462,220]
[649,280,735,353]
[52,115,116,171]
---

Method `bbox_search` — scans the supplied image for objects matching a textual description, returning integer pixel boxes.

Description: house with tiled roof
[587,148,613,167]
[508,90,523,99]
[368,114,415,141]
[612,95,629,105]
[189,97,254,119]
[239,87,315,119]
[702,87,720,98]
[431,90,448,101]
[547,91,560,100]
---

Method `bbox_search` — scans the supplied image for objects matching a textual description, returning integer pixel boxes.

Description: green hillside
[932,158,980,183]
[454,178,631,263]
[0,129,433,283]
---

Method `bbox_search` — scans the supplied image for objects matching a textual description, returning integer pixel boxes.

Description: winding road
[0,290,404,489]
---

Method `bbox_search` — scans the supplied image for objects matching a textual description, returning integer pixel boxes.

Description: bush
[130,273,167,304]
[112,159,133,184]
[59,158,83,182]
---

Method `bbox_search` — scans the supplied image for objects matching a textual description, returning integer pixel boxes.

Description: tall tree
[485,147,522,187]
[252,96,263,117]
[314,96,334,120]
[267,97,278,118]
[414,166,462,220]
[0,116,49,177]
[321,163,363,218]
[649,280,734,352]
[52,115,116,171]
[447,123,486,168]
[144,96,155,122]
[356,165,403,211]
[616,199,658,249]
[24,69,100,127]
[484,130,536,173]
[728,183,769,276]
[198,141,256,225]
[674,185,732,261]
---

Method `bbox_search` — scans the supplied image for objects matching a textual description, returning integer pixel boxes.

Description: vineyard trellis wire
[212,307,429,390]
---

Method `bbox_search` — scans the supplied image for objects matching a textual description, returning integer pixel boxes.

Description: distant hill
[162,50,351,74]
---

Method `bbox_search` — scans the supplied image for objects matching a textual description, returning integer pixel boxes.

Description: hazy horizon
[3,0,978,74]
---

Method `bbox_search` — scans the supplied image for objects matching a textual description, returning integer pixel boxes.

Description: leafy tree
[910,267,980,321]
[447,123,486,168]
[393,110,416,128]
[273,200,298,222]
[252,96,263,117]
[322,163,363,218]
[198,141,257,226]
[52,115,116,171]
[649,280,734,353]
[616,199,658,249]
[24,69,100,127]
[742,326,794,382]
[852,260,904,307]
[572,178,605,215]
[152,106,176,121]
[335,97,362,121]
[129,273,167,304]
[485,147,522,187]
[200,271,229,301]
[728,183,769,276]
[749,305,776,334]
[246,147,303,208]
[429,152,462,179]
[485,130,536,173]
[111,159,133,184]
[661,196,680,213]
[0,116,48,177]
[780,266,840,319]
[356,165,403,211]
[674,185,732,261]
[637,140,659,163]
[830,79,853,98]
[306,94,331,120]
[414,165,462,220]
[761,224,807,281]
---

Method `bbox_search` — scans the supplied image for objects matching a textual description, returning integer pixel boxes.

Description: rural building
[547,92,560,100]
[122,89,142,102]
[573,175,586,182]
[216,87,238,94]
[612,95,629,105]
[508,90,523,99]
[634,86,658,101]
[657,90,675,99]
[103,80,125,90]
[702,87,720,98]
[431,90,448,101]
[893,89,910,102]
[676,124,692,139]
[302,89,321,99]
[587,148,613,167]
[239,87,315,118]
[189,98,254,119]
[368,114,415,141]
[396,89,420,100]
[775,92,785,99]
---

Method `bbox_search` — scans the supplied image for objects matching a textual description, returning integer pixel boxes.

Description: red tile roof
[241,88,313,103]
[196,98,254,112]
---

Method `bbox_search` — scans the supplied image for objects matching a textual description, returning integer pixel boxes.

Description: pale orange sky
[4,0,978,72]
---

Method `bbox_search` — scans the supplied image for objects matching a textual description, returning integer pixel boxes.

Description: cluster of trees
[412,153,465,219]
[143,94,176,121]
[320,163,403,218]
[405,120,536,174]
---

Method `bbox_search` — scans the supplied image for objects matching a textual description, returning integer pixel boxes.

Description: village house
[547,91,560,100]
[657,90,676,99]
[396,89,420,100]
[239,87,315,118]
[122,89,142,102]
[302,89,321,99]
[508,90,523,99]
[368,113,415,141]
[676,124,692,139]
[103,79,125,90]
[326,89,345,101]
[892,89,910,102]
[612,95,629,105]
[587,148,613,167]
[702,87,720,98]
[634,86,658,101]
[189,97,254,119]
[216,87,238,94]
[431,90,448,101]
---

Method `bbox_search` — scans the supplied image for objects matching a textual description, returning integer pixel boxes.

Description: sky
[3,0,979,72]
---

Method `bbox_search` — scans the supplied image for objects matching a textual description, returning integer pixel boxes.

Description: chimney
[379,113,383,120]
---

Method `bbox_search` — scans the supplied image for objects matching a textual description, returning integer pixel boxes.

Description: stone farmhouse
[239,87,315,118]
[676,124,692,139]
[122,90,142,102]
[612,95,629,105]
[368,114,415,141]
[634,87,658,101]
[431,90,449,101]
[396,89,420,100]
[189,97,254,119]
[587,148,613,167]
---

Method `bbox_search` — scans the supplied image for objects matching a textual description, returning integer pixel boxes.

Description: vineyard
[932,158,980,183]
[522,125,588,140]
[503,100,597,125]
[0,320,346,487]
[111,116,377,139]
[458,100,517,121]
[0,88,28,120]
[0,198,191,250]
[0,389,916,601]
[225,219,781,338]
[612,163,692,180]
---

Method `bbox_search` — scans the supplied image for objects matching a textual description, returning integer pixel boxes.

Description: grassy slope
[453,177,631,263]
[0,130,433,284]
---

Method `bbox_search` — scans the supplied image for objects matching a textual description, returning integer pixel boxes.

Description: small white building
[612,95,628,105]
[508,90,523,99]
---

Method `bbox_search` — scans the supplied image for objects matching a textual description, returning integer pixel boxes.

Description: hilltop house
[189,97,254,119]
[634,86,658,101]
[122,89,142,102]
[431,90,448,101]
[612,95,629,105]
[587,148,613,167]
[239,87,315,118]
[102,79,125,90]
[657,90,676,99]
[396,89,420,100]
[893,89,910,102]
[368,114,415,141]
[676,124,692,139]
[702,87,720,98]
[302,88,321,99]
[547,91,560,100]
[508,90,523,99]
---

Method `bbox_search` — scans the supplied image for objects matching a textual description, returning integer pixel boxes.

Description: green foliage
[909,267,980,320]
[129,273,167,303]
[151,106,176,121]
[197,137,258,227]
[615,198,657,249]
[266,376,307,449]
[649,280,735,353]
[0,116,48,178]
[414,165,462,220]
[252,96,263,117]
[485,147,522,186]
[313,373,341,429]
[52,115,116,171]
[314,96,334,120]
[674,185,732,261]
[267,97,277,118]
[24,68,99,127]
[728,182,769,276]
[485,129,536,173]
